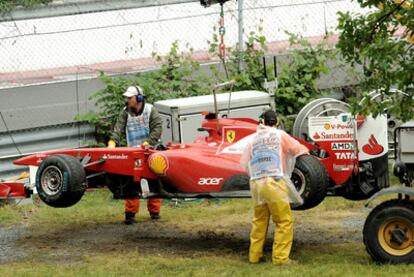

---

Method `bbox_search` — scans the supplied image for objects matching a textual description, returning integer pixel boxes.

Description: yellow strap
[7,171,30,182]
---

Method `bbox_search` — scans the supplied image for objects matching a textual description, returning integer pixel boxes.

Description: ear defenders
[259,110,279,126]
[134,86,144,102]
[259,117,265,125]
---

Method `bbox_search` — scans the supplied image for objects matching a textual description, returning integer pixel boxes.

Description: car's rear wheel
[36,154,87,207]
[291,155,329,210]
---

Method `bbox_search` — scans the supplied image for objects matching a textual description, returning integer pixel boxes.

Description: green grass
[1,244,414,277]
[1,190,414,276]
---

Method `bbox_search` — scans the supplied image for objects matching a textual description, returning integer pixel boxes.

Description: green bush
[276,33,338,115]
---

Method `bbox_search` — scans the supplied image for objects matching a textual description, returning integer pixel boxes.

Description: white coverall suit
[240,124,308,265]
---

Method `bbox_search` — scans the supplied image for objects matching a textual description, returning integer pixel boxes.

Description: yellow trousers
[249,178,293,265]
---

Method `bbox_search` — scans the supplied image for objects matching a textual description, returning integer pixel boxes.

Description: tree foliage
[337,0,414,121]
[276,33,336,115]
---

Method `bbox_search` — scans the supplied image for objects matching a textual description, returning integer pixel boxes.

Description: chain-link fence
[0,0,371,88]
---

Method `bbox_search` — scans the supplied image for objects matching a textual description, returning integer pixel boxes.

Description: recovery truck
[363,122,414,264]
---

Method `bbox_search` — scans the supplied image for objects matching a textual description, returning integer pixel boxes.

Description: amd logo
[198,177,223,185]
[331,142,355,150]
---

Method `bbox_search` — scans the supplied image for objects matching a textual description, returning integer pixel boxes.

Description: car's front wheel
[36,154,87,207]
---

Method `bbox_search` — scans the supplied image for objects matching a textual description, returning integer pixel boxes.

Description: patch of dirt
[0,226,27,263]
[0,206,370,265]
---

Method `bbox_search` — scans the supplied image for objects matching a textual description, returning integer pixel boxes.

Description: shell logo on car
[148,154,169,176]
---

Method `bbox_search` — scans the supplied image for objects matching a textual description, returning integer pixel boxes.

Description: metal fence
[0,0,371,88]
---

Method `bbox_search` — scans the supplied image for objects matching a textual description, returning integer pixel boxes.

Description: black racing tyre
[36,154,87,208]
[291,155,329,210]
[363,199,414,264]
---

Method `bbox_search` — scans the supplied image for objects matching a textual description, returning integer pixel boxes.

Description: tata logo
[198,177,223,185]
[334,152,356,160]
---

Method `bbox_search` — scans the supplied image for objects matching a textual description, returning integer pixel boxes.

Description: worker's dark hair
[259,110,278,126]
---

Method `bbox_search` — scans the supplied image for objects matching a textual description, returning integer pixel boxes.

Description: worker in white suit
[240,110,308,265]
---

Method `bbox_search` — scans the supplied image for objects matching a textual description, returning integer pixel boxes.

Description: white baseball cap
[123,86,144,97]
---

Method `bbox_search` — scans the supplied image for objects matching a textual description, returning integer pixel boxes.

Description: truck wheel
[36,154,87,208]
[292,155,329,210]
[363,199,414,264]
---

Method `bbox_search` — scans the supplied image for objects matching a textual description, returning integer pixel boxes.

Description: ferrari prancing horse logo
[226,130,236,143]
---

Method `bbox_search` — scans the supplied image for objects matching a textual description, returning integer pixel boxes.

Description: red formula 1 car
[7,104,390,210]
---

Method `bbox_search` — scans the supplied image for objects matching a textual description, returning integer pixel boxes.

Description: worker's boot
[150,212,160,220]
[124,212,136,225]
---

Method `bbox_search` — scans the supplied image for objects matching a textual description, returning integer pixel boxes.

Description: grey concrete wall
[0,77,105,132]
